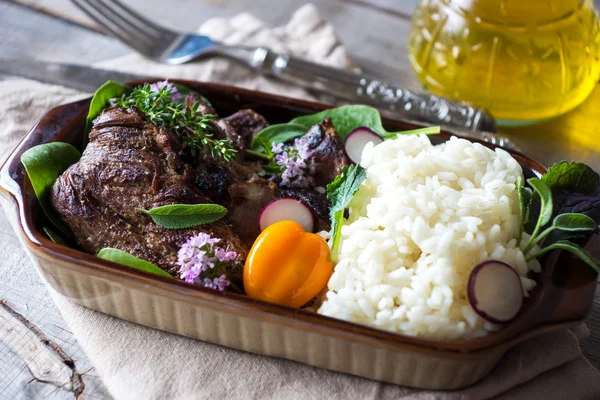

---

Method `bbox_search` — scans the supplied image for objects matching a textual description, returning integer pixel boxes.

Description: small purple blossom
[271,139,316,188]
[176,233,237,291]
[149,79,182,102]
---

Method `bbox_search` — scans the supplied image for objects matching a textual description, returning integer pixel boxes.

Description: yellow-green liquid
[408,0,600,124]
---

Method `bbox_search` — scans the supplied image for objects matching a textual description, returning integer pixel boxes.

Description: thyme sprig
[117,83,236,161]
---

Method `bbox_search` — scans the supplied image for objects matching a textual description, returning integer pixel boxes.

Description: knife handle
[214,45,497,133]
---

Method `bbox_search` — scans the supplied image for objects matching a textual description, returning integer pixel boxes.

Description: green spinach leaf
[140,204,227,229]
[97,248,173,278]
[85,81,131,143]
[327,165,367,261]
[251,123,309,151]
[251,105,441,151]
[21,142,81,236]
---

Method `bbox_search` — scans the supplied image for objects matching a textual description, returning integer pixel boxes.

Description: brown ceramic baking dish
[1,80,598,390]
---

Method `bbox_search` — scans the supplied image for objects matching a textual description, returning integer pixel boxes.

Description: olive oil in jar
[408,0,600,124]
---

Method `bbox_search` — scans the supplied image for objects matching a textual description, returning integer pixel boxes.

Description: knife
[0,59,516,150]
[0,59,145,92]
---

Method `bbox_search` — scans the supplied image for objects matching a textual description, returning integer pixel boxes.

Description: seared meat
[280,188,331,232]
[225,109,269,147]
[299,118,351,187]
[51,106,247,276]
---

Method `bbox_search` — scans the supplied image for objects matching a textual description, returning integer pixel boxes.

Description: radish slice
[259,198,315,232]
[467,260,524,324]
[344,127,384,164]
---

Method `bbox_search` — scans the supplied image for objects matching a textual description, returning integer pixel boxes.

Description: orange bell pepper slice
[244,220,333,308]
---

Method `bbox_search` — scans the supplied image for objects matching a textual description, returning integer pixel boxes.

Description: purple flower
[271,138,316,189]
[176,233,237,291]
[149,79,181,102]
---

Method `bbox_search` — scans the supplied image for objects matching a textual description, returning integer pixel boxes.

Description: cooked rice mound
[318,134,540,339]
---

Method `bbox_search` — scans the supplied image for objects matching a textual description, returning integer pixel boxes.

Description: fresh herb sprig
[117,83,236,161]
[518,162,600,273]
[327,165,367,261]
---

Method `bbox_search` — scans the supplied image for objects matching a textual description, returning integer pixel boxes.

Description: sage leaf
[552,213,597,232]
[97,248,173,278]
[43,226,67,246]
[327,165,367,261]
[527,240,600,274]
[85,81,131,144]
[140,203,227,229]
[21,142,81,236]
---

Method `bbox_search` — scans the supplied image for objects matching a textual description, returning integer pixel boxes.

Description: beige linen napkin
[1,4,600,399]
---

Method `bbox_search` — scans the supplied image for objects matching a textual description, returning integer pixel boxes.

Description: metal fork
[71,0,497,133]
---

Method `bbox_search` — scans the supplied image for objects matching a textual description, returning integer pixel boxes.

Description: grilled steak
[51,106,247,276]
[225,109,269,147]
[280,188,331,232]
[297,118,351,187]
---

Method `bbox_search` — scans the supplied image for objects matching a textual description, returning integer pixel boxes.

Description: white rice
[318,134,541,340]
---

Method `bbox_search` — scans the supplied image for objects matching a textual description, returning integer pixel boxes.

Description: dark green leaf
[327,165,367,261]
[97,248,173,278]
[140,203,227,229]
[251,123,308,151]
[43,226,67,245]
[528,240,600,274]
[21,142,81,236]
[85,81,130,144]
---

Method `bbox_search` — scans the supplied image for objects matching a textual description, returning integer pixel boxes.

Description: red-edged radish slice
[344,127,384,164]
[259,198,315,232]
[467,260,524,324]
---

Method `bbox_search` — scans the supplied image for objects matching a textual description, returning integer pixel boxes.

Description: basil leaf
[97,248,173,278]
[140,204,227,229]
[327,165,367,261]
[21,142,81,236]
[251,123,308,151]
[43,226,67,245]
[85,81,131,144]
[527,240,600,274]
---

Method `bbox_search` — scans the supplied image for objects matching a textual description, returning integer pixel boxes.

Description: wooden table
[1,0,600,398]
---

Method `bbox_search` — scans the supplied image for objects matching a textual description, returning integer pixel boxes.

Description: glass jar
[408,0,600,125]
